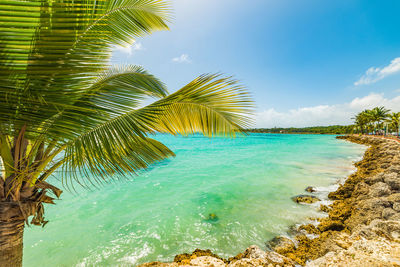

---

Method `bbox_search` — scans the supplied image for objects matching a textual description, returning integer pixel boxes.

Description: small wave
[118,243,153,265]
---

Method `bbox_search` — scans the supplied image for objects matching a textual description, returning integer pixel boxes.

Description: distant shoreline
[248,131,338,135]
[246,125,353,135]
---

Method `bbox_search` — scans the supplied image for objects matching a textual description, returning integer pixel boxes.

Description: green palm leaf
[0,0,170,136]
[61,74,253,183]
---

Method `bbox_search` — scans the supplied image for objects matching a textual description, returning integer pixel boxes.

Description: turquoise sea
[23,134,365,266]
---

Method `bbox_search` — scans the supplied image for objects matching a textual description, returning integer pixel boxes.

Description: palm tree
[387,112,400,136]
[0,1,253,265]
[369,106,390,134]
[353,109,373,134]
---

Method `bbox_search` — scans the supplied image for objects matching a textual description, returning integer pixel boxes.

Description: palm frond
[61,74,253,183]
[41,65,168,142]
[62,137,174,188]
[0,0,170,137]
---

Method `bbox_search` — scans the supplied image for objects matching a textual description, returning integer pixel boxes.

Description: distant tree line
[248,106,400,135]
[247,125,354,134]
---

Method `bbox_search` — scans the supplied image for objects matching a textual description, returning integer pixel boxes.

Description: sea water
[23,134,366,266]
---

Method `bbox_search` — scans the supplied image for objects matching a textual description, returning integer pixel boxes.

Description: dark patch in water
[204,213,219,223]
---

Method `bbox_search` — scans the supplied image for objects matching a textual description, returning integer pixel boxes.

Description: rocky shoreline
[140,135,400,267]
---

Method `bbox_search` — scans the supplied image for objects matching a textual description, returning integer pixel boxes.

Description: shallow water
[23,134,365,266]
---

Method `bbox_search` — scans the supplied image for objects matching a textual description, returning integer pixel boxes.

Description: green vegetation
[0,0,253,265]
[248,125,354,134]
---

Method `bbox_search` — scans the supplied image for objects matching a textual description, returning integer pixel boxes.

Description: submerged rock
[305,186,316,193]
[208,213,219,221]
[291,194,321,204]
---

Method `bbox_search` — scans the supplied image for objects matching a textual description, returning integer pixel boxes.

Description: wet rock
[328,201,352,221]
[298,224,320,235]
[305,186,316,193]
[318,220,345,232]
[369,182,391,197]
[291,194,320,204]
[328,182,354,200]
[319,204,331,213]
[267,236,296,254]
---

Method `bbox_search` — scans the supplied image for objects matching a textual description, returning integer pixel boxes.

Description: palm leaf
[40,65,168,141]
[0,0,170,137]
[61,74,253,183]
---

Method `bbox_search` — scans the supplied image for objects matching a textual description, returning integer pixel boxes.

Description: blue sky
[112,0,400,127]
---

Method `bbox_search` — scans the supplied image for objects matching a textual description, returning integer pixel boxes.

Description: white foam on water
[118,243,153,265]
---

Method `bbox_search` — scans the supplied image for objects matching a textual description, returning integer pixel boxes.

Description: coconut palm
[0,0,253,265]
[387,112,400,135]
[369,106,390,134]
[353,109,373,134]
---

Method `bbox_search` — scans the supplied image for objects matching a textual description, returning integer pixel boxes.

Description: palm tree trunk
[0,208,25,267]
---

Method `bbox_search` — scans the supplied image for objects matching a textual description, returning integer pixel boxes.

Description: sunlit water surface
[24,134,365,266]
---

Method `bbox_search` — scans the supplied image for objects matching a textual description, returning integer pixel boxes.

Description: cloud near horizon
[355,57,400,86]
[256,93,400,128]
[172,54,191,63]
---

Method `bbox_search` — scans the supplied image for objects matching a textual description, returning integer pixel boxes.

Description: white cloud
[355,57,400,86]
[172,54,191,63]
[256,93,400,128]
[114,42,143,56]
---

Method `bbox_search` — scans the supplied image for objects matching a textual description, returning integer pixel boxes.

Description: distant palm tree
[353,109,372,134]
[0,1,253,265]
[387,112,400,135]
[369,107,390,134]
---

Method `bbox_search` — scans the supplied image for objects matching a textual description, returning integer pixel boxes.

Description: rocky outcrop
[139,246,295,267]
[291,194,321,204]
[281,135,400,266]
